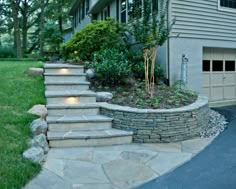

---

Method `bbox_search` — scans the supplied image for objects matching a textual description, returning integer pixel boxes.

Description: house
[63,27,73,42]
[70,0,236,106]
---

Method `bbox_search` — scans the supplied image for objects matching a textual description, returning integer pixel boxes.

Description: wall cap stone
[97,96,208,113]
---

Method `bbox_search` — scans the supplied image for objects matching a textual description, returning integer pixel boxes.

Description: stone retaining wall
[99,96,210,143]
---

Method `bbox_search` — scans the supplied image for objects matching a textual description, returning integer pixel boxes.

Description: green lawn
[0,61,46,189]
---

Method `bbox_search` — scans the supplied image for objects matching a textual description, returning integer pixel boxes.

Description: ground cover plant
[90,80,197,109]
[0,61,45,189]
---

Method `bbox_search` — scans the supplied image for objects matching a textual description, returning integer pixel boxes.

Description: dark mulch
[90,81,198,109]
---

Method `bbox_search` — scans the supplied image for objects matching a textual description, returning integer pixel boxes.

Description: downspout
[167,0,171,86]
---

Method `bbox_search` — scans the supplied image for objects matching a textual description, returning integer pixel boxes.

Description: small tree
[130,0,172,95]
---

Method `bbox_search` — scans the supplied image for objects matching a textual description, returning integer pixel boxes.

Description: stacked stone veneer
[99,96,210,143]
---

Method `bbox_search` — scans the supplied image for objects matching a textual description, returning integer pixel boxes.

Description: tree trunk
[22,12,28,55]
[10,0,22,58]
[58,15,63,34]
[39,0,49,57]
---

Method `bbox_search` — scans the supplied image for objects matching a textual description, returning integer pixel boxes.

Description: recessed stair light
[60,68,69,74]
[64,97,80,104]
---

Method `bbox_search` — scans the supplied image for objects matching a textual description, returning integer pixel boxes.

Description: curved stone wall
[99,96,210,143]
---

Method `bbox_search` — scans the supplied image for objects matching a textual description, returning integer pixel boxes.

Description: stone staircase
[44,63,133,147]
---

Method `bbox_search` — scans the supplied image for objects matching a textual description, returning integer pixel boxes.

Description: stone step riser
[47,96,96,105]
[45,84,89,91]
[45,75,86,82]
[49,136,133,147]
[48,122,112,132]
[47,108,99,116]
[44,68,84,74]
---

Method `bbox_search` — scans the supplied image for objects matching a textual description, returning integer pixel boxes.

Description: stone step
[47,104,100,116]
[45,81,90,91]
[47,129,133,147]
[44,73,86,82]
[44,64,84,74]
[47,115,113,131]
[45,90,96,105]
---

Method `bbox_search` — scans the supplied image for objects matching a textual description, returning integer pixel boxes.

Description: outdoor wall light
[59,68,69,74]
[64,97,80,105]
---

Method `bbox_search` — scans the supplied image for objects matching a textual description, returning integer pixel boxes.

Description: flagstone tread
[47,103,99,109]
[47,129,133,140]
[44,64,83,68]
[45,90,96,97]
[45,81,90,85]
[44,73,86,76]
[47,115,113,123]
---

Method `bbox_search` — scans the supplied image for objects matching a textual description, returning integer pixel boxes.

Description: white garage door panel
[211,87,224,101]
[224,86,235,99]
[203,74,210,86]
[224,73,235,84]
[202,48,236,103]
[211,74,224,86]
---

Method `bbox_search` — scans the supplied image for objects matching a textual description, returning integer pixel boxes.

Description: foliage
[131,61,164,81]
[61,19,125,61]
[91,81,198,109]
[0,0,73,57]
[126,49,164,81]
[44,23,63,53]
[0,46,16,58]
[0,61,45,188]
[131,0,171,48]
[88,48,131,86]
[130,0,172,94]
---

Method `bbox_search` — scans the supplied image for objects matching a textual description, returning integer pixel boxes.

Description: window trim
[218,0,236,13]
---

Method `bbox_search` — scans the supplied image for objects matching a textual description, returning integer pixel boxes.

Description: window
[78,5,81,23]
[203,60,210,72]
[225,60,235,71]
[82,0,85,20]
[116,0,120,20]
[120,0,158,23]
[120,0,127,23]
[128,0,142,20]
[212,60,223,71]
[152,0,158,12]
[219,0,236,10]
[86,0,90,14]
[74,12,77,28]
[120,0,139,23]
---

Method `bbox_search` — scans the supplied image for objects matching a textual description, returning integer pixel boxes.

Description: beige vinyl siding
[171,0,236,41]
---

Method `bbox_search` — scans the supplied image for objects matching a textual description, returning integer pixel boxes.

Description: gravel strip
[199,110,228,138]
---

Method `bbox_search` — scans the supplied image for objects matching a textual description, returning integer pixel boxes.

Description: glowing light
[64,97,80,105]
[59,68,69,74]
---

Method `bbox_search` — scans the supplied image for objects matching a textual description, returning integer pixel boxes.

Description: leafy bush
[0,46,16,58]
[61,19,125,61]
[131,61,164,82]
[126,49,164,81]
[88,48,131,86]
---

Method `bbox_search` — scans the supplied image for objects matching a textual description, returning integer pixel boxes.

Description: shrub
[61,19,125,61]
[88,48,131,86]
[0,46,16,58]
[129,52,164,82]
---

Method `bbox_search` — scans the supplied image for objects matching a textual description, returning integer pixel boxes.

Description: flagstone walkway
[25,137,214,189]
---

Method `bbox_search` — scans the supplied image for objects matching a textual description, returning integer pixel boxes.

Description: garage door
[203,48,236,104]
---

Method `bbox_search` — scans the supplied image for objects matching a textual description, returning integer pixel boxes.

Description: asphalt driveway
[137,105,236,189]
